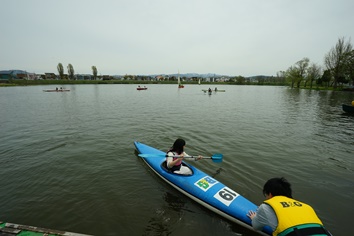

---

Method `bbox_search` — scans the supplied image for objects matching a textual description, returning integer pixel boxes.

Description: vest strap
[285,226,330,236]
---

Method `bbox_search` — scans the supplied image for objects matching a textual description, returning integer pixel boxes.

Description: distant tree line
[56,63,99,80]
[54,37,354,88]
[227,75,287,85]
[281,37,354,89]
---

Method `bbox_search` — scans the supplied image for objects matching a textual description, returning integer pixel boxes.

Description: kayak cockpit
[161,161,194,176]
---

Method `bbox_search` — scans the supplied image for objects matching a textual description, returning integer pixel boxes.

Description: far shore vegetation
[1,37,353,91]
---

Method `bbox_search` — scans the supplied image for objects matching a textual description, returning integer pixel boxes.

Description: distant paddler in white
[166,138,203,175]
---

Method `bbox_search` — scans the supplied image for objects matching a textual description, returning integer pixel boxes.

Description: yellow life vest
[264,196,323,236]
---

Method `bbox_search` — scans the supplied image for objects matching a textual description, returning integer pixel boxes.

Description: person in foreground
[166,138,202,175]
[247,177,331,236]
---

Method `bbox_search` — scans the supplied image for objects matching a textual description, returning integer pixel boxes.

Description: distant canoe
[342,104,354,113]
[202,89,225,92]
[137,87,148,90]
[43,89,70,92]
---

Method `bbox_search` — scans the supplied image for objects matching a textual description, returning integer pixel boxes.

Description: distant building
[102,75,112,80]
[76,74,93,80]
[0,70,29,80]
[45,73,57,80]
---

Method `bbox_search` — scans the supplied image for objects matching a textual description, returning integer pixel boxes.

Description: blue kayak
[134,141,272,235]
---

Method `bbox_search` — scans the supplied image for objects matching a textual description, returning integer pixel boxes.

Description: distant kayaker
[56,87,58,91]
[166,138,202,175]
[247,177,331,236]
[215,87,218,91]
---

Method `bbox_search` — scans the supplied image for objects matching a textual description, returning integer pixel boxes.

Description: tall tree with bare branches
[324,37,353,88]
[306,63,322,89]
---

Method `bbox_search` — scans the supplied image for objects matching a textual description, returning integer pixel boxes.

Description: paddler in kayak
[247,177,331,236]
[166,138,203,175]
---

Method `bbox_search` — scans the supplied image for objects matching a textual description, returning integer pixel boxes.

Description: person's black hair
[263,177,292,198]
[170,138,186,155]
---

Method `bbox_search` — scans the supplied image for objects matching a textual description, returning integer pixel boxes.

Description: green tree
[345,50,354,86]
[324,37,353,88]
[306,63,322,89]
[236,75,246,84]
[286,66,299,88]
[320,70,332,88]
[92,66,98,80]
[57,63,64,80]
[285,58,309,88]
[67,64,75,80]
[295,57,309,88]
[276,71,286,85]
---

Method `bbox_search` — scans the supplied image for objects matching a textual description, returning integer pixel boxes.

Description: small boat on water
[43,89,70,92]
[177,72,184,88]
[0,221,90,236]
[342,86,354,91]
[137,86,147,90]
[203,89,213,95]
[202,89,226,92]
[134,141,272,235]
[342,104,354,113]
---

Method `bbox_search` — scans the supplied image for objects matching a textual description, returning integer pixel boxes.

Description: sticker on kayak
[195,176,218,192]
[214,187,239,206]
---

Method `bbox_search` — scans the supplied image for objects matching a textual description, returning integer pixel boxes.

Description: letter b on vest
[280,202,290,207]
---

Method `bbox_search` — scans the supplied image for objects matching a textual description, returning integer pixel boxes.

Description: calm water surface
[0,84,353,236]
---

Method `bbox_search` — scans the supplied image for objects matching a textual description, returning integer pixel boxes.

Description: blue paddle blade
[211,153,223,163]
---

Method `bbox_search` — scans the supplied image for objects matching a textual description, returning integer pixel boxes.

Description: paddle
[138,153,223,163]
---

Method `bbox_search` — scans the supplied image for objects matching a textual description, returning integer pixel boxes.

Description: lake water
[0,84,353,236]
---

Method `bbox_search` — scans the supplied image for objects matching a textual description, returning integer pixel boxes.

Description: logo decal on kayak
[214,187,239,206]
[195,176,218,192]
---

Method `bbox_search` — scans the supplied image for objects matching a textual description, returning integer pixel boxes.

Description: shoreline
[0,80,351,91]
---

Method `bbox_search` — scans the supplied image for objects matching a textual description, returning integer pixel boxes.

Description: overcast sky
[1,0,353,77]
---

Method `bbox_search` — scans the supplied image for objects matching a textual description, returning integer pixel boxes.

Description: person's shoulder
[166,151,174,156]
[259,203,276,215]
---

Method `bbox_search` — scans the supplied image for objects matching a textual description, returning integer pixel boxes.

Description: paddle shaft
[168,155,222,163]
[168,155,201,159]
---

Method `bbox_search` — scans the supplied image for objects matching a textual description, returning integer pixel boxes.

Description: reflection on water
[211,167,223,178]
[143,191,186,236]
[0,85,353,236]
